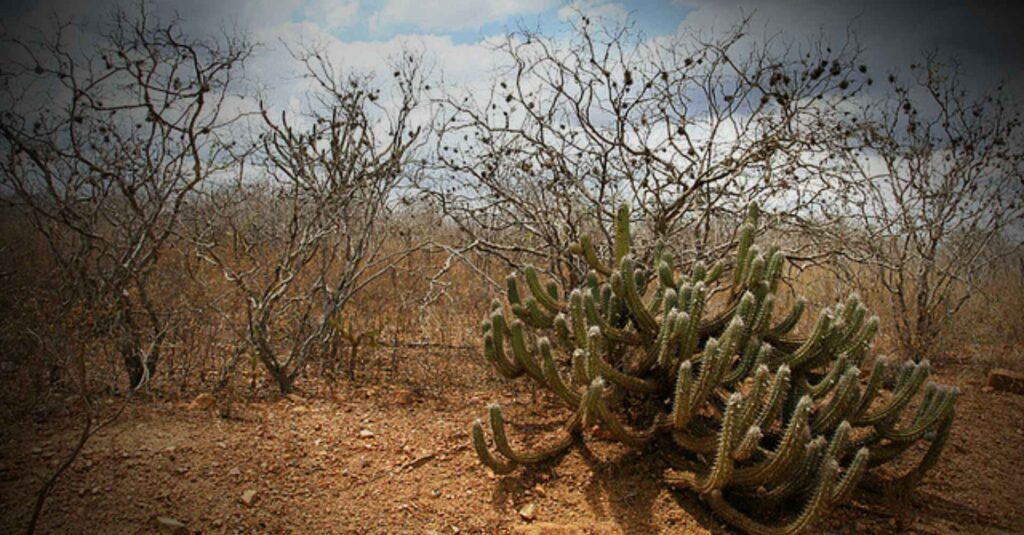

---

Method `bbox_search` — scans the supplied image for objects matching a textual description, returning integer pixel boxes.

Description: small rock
[518,502,537,521]
[187,393,215,411]
[981,386,994,393]
[533,484,546,497]
[240,489,258,507]
[358,429,375,439]
[392,389,414,405]
[228,467,241,477]
[154,516,189,535]
[987,368,1024,395]
[291,405,310,414]
[286,393,305,403]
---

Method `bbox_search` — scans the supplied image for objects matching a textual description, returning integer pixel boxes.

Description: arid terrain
[2,348,1021,535]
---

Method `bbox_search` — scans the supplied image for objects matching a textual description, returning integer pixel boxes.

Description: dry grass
[0,210,1021,416]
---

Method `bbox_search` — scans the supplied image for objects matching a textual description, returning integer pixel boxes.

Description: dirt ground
[1,349,1022,534]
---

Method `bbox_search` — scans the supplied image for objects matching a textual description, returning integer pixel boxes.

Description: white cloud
[304,0,360,31]
[369,0,555,32]
[557,0,628,23]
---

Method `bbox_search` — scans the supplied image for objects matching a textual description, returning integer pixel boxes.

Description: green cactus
[470,204,958,534]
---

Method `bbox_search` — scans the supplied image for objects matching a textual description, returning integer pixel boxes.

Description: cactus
[470,204,958,534]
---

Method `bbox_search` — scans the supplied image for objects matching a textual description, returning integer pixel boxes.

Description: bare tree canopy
[423,15,872,287]
[0,6,253,389]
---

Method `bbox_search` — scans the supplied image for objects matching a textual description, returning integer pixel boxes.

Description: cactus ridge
[470,204,957,534]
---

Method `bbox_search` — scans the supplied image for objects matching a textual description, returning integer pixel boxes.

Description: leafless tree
[188,47,429,394]
[423,14,871,287]
[810,55,1024,359]
[0,6,253,389]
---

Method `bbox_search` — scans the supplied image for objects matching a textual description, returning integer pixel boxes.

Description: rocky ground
[1,349,1022,534]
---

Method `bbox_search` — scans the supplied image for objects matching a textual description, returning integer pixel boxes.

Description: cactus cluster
[471,204,958,534]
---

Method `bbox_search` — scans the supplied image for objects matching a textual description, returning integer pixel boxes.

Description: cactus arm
[764,249,785,293]
[837,316,879,356]
[508,320,546,383]
[569,290,590,348]
[553,313,573,348]
[707,458,838,535]
[486,312,524,378]
[855,360,931,425]
[586,328,661,393]
[705,260,725,285]
[579,234,613,276]
[766,298,806,340]
[744,254,767,288]
[732,396,812,486]
[732,223,756,288]
[698,299,738,336]
[735,365,771,431]
[472,419,519,474]
[689,260,706,282]
[658,261,677,288]
[752,293,776,336]
[757,432,827,504]
[655,310,681,369]
[619,257,659,335]
[754,436,826,505]
[811,368,861,435]
[784,311,833,369]
[666,393,744,493]
[571,348,592,385]
[753,365,791,430]
[723,339,768,386]
[824,420,853,462]
[584,293,643,345]
[614,204,631,264]
[732,424,764,462]
[882,410,955,490]
[870,385,958,444]
[521,297,555,328]
[679,282,706,354]
[802,354,849,399]
[687,339,725,414]
[539,337,582,407]
[671,360,695,429]
[488,404,578,464]
[506,276,523,306]
[525,266,564,312]
[688,320,743,412]
[830,446,870,505]
[851,358,886,420]
[589,378,659,448]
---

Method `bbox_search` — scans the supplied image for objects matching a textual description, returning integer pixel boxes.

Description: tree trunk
[122,348,156,390]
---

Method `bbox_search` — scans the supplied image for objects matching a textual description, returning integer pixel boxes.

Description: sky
[0,0,1019,85]
[1,0,1022,112]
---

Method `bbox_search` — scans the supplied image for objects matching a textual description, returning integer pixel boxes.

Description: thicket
[0,7,1018,402]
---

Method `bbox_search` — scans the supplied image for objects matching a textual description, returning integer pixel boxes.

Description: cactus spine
[471,204,957,534]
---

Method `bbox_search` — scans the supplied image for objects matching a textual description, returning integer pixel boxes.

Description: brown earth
[1,349,1022,534]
